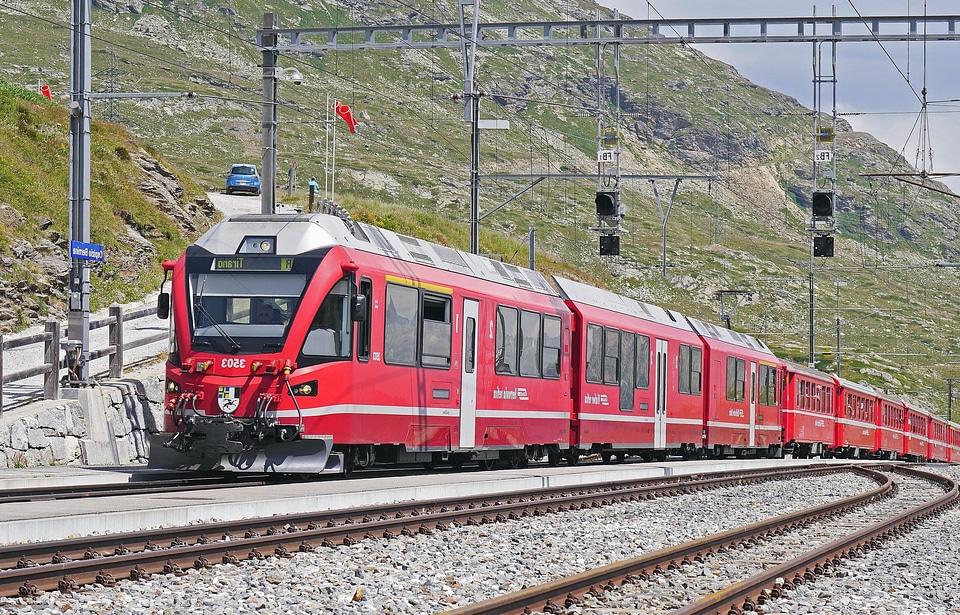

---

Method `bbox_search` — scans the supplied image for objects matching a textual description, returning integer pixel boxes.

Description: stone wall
[0,365,165,468]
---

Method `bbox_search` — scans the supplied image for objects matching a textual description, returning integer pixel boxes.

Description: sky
[599,1,960,192]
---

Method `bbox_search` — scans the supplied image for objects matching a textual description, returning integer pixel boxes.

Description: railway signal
[812,191,835,218]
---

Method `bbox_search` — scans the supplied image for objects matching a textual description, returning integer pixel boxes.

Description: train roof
[685,316,776,357]
[552,276,695,333]
[833,375,877,396]
[781,359,835,382]
[198,213,558,297]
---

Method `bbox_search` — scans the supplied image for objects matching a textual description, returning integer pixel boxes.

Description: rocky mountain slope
[3,0,960,412]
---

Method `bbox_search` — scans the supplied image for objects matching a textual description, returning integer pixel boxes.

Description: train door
[654,339,669,448]
[749,361,757,447]
[459,298,479,449]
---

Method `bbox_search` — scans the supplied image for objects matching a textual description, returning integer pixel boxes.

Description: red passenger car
[832,377,878,458]
[903,404,930,461]
[779,361,835,458]
[686,318,782,458]
[155,213,572,473]
[928,412,949,462]
[875,391,905,460]
[948,423,960,462]
[556,277,704,462]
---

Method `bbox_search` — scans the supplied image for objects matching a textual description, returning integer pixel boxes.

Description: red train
[151,213,958,474]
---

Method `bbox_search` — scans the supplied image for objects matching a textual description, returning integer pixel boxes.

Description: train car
[779,361,835,458]
[928,412,949,462]
[554,276,705,462]
[686,318,783,458]
[875,390,905,461]
[902,403,930,461]
[947,423,960,463]
[831,377,879,458]
[153,213,573,474]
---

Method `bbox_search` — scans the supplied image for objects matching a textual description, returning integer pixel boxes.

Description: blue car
[225,164,261,195]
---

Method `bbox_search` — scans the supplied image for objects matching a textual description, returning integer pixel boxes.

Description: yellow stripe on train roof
[385,274,453,294]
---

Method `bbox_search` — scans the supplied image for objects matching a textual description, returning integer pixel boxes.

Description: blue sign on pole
[70,240,105,262]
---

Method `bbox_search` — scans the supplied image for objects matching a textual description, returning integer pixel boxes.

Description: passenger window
[603,327,620,385]
[384,284,419,366]
[541,315,561,379]
[421,294,451,368]
[519,310,541,377]
[585,324,603,384]
[495,306,519,375]
[635,334,650,389]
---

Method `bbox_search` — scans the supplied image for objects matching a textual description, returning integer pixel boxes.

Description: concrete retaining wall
[0,365,165,468]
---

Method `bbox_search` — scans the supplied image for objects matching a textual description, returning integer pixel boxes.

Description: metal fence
[0,305,167,414]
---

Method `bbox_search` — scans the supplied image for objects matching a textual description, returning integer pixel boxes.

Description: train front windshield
[188,272,305,353]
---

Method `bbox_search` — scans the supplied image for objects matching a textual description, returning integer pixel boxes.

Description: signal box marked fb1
[70,240,106,262]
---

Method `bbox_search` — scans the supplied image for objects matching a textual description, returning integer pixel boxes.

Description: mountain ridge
[3,0,960,414]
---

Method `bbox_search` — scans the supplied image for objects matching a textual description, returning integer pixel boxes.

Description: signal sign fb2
[597,150,615,163]
[814,150,833,163]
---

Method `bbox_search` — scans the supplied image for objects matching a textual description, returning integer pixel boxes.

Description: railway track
[439,465,957,615]
[0,472,281,504]
[0,464,843,598]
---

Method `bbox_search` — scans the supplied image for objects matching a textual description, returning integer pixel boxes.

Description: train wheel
[615,452,627,463]
[547,451,561,467]
[480,459,497,471]
[566,451,580,465]
[601,452,613,464]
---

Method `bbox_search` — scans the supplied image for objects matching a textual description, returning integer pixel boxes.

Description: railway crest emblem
[217,386,241,414]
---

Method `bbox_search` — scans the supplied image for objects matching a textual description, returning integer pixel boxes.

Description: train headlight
[291,381,317,396]
[166,380,181,394]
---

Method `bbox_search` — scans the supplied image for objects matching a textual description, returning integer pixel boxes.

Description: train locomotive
[152,212,959,475]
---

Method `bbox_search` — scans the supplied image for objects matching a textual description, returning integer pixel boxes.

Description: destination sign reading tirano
[213,257,294,271]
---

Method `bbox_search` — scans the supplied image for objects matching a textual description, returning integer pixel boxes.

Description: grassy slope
[0,81,210,325]
[3,1,960,413]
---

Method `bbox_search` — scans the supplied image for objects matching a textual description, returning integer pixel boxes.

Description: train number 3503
[221,358,247,369]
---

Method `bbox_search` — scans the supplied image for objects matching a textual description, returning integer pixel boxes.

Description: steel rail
[0,464,844,597]
[671,465,958,615]
[438,465,896,615]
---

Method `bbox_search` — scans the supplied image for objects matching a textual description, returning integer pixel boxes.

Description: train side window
[421,293,452,368]
[585,324,603,384]
[679,345,703,395]
[384,284,419,366]
[519,310,541,377]
[620,332,636,411]
[300,277,353,365]
[495,306,519,375]
[356,278,372,362]
[679,344,703,394]
[541,315,561,379]
[726,356,745,402]
[758,364,777,406]
[635,334,650,389]
[464,317,476,374]
[603,327,620,385]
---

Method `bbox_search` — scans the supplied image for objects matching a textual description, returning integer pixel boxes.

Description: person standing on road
[308,177,320,210]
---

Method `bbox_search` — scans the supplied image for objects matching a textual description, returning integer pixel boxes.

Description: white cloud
[601,0,960,192]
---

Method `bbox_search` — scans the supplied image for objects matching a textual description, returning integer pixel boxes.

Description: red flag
[333,101,357,133]
[40,85,52,100]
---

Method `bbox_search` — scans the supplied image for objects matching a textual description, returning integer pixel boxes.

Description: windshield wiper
[192,276,241,354]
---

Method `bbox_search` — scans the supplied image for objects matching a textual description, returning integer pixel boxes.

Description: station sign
[70,240,105,262]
